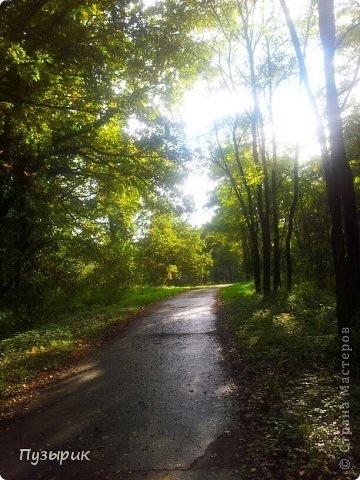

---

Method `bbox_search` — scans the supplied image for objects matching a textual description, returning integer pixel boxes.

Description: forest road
[0,287,244,480]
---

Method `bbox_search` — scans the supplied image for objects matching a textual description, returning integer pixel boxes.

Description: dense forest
[1,0,359,333]
[0,0,213,327]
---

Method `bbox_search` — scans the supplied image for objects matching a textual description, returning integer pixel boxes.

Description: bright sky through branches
[179,79,320,226]
[174,0,330,227]
[181,81,319,154]
[142,0,346,227]
[181,173,217,227]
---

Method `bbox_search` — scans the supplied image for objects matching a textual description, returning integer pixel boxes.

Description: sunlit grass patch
[272,312,298,333]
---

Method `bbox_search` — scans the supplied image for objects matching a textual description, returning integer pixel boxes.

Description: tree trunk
[248,62,270,295]
[237,0,271,295]
[272,168,281,292]
[215,125,262,293]
[280,0,360,332]
[318,0,360,328]
[286,144,299,292]
[266,45,281,292]
[259,113,272,296]
[242,235,252,280]
[249,223,261,293]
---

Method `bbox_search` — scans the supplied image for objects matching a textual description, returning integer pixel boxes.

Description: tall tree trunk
[280,0,360,332]
[250,108,269,295]
[266,50,281,292]
[318,0,360,327]
[215,126,262,293]
[249,223,261,293]
[270,123,281,291]
[236,0,271,295]
[232,119,262,292]
[242,235,253,280]
[271,155,281,292]
[286,144,299,292]
[259,114,272,295]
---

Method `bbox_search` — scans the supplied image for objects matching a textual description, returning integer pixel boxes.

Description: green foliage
[0,0,207,319]
[138,213,213,286]
[204,200,244,283]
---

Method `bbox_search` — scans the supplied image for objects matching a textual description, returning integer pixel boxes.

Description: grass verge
[0,286,190,407]
[220,282,359,480]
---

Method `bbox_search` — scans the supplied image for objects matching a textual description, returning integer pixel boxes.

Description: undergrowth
[220,282,359,479]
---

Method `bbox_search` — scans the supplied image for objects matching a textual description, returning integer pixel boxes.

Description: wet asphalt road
[0,288,241,480]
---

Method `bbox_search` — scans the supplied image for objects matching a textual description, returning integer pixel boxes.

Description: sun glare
[181,174,217,227]
[286,1,310,20]
[181,85,243,138]
[180,77,321,224]
[272,88,318,151]
[181,80,319,155]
